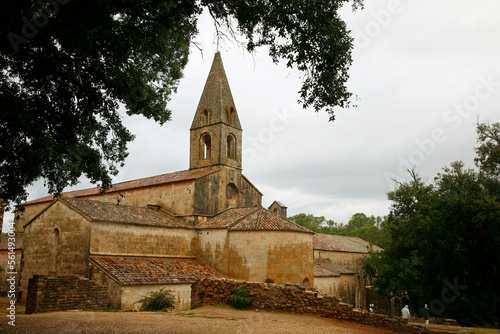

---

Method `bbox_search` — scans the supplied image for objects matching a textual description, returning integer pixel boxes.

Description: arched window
[227,134,236,159]
[228,107,236,125]
[200,133,211,160]
[226,183,238,207]
[201,109,210,126]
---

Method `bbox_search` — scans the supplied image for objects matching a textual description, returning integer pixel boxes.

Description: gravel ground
[0,305,393,334]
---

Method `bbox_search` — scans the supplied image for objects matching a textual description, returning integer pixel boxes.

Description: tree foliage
[475,121,500,178]
[0,0,362,207]
[363,122,500,326]
[288,212,389,248]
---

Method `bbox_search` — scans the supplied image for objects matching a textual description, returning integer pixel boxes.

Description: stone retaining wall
[191,278,429,333]
[26,275,109,314]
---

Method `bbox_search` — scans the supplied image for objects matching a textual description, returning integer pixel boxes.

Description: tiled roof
[313,234,349,252]
[90,256,224,285]
[318,234,383,253]
[198,207,313,233]
[20,168,218,206]
[0,234,23,250]
[197,207,259,229]
[314,264,340,277]
[230,208,314,233]
[62,198,189,228]
[314,259,355,277]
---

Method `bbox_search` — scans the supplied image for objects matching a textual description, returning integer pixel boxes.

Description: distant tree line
[288,212,390,248]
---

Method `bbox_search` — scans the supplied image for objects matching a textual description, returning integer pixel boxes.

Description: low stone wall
[192,278,429,333]
[26,275,109,314]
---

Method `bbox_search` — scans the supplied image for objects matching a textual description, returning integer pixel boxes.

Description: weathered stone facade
[21,201,92,295]
[314,274,357,304]
[25,275,108,313]
[227,230,313,285]
[313,234,383,309]
[89,222,196,257]
[192,167,262,216]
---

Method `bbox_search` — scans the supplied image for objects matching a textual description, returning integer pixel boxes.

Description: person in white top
[401,305,411,320]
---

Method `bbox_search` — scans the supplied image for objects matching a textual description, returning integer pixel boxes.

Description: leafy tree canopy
[363,122,500,326]
[0,0,362,208]
[475,121,500,178]
[288,212,389,248]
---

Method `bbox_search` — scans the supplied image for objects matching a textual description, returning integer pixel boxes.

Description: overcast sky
[5,0,500,229]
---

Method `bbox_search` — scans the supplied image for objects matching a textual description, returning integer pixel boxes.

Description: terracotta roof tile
[90,256,224,285]
[20,168,218,206]
[317,234,383,253]
[313,233,349,252]
[229,208,314,233]
[314,259,355,277]
[197,207,313,233]
[314,265,340,277]
[62,198,189,228]
[197,207,259,229]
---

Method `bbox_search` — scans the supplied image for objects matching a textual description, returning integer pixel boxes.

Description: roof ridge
[59,197,96,222]
[19,168,220,206]
[256,207,263,226]
[226,207,261,229]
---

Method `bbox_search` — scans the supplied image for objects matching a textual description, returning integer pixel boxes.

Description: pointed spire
[191,52,241,129]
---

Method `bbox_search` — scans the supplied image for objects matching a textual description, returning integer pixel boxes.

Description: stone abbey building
[9,53,379,310]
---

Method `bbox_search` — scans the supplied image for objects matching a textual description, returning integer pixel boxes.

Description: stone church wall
[240,175,263,207]
[228,231,313,285]
[20,202,92,300]
[194,229,230,276]
[314,250,369,309]
[314,250,366,273]
[89,181,197,216]
[90,223,196,257]
[194,168,262,216]
[314,274,358,306]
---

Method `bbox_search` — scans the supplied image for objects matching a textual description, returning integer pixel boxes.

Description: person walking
[422,304,430,327]
[401,305,411,322]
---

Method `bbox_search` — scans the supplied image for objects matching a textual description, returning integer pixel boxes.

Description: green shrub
[229,285,254,309]
[138,288,175,311]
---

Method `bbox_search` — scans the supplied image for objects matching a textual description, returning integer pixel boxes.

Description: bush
[229,285,254,309]
[138,288,175,311]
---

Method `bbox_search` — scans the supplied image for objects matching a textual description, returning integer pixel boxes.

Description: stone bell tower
[189,52,242,170]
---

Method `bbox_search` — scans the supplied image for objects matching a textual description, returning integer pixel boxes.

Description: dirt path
[0,305,393,334]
